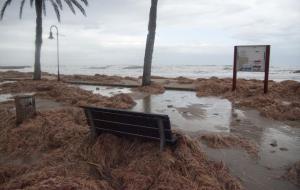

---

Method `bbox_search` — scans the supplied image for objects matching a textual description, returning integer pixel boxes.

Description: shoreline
[0,64,299,82]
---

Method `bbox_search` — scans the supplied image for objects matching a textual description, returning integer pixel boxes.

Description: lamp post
[48,25,60,81]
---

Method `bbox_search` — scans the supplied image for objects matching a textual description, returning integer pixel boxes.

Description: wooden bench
[81,106,177,151]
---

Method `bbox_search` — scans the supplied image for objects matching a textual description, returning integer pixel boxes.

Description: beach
[0,70,299,189]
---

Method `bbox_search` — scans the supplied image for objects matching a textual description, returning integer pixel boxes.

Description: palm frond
[70,0,86,16]
[30,0,34,7]
[42,0,46,16]
[1,0,13,20]
[56,0,63,10]
[64,0,75,14]
[1,0,88,21]
[50,0,61,22]
[80,0,88,6]
[19,0,26,19]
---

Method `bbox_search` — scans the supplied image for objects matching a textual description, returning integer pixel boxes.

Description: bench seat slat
[93,119,173,140]
[85,106,169,119]
[94,127,176,144]
[93,118,172,132]
[90,109,171,130]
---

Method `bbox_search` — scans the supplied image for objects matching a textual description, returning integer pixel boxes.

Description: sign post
[232,46,238,91]
[232,45,271,94]
[264,45,271,93]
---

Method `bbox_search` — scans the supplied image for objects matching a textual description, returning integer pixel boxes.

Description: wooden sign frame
[232,45,271,94]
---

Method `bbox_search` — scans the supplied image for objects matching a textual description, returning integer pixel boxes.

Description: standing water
[78,85,300,190]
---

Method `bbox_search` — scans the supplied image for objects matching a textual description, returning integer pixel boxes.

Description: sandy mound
[0,71,54,80]
[196,78,300,122]
[176,76,195,84]
[0,106,243,190]
[199,134,258,157]
[133,83,165,94]
[283,161,300,186]
[150,75,168,79]
[196,78,231,96]
[62,74,139,84]
[0,71,33,79]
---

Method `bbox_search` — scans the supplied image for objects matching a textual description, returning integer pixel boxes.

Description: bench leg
[86,109,98,140]
[158,120,165,152]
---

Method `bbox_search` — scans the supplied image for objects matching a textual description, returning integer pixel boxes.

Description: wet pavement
[0,92,63,110]
[0,92,35,103]
[77,85,132,97]
[78,85,300,190]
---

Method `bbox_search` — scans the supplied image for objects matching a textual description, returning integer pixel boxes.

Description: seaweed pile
[133,83,165,94]
[176,76,195,84]
[0,106,243,190]
[0,80,135,109]
[284,161,300,186]
[0,79,243,189]
[199,134,258,157]
[62,74,139,85]
[195,78,300,122]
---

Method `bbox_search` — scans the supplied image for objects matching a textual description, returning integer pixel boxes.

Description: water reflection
[77,85,132,97]
[142,95,152,113]
[129,90,300,190]
[131,91,232,132]
[77,86,300,190]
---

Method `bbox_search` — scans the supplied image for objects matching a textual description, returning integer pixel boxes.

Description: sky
[0,0,299,68]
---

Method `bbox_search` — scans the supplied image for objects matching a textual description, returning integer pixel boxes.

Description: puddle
[0,92,35,103]
[0,81,16,85]
[76,85,132,97]
[131,91,232,133]
[35,98,63,111]
[200,145,298,190]
[0,94,13,103]
[133,91,300,190]
[0,81,16,92]
[79,86,300,190]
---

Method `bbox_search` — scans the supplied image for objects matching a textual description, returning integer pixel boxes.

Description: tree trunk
[33,0,42,80]
[142,0,158,86]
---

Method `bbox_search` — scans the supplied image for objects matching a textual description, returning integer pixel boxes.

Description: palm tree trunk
[142,0,158,86]
[33,0,42,80]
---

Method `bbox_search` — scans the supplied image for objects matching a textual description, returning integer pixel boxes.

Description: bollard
[14,95,36,125]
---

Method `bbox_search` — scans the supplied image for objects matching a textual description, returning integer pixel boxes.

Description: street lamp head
[48,31,54,40]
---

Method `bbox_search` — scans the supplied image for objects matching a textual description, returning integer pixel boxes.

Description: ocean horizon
[1,63,299,82]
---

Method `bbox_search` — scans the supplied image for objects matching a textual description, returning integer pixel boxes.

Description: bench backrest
[82,106,177,149]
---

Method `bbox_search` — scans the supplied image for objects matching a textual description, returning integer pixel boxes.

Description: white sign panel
[237,46,267,72]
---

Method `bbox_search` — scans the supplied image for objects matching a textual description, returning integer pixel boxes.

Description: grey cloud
[0,0,299,68]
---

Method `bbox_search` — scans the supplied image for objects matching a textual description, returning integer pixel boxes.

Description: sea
[1,64,299,82]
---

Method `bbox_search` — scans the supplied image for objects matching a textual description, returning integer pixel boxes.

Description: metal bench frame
[81,106,177,151]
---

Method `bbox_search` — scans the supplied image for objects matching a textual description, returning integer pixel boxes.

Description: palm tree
[1,0,88,80]
[142,0,158,86]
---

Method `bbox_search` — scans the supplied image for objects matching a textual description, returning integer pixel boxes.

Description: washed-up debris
[196,78,300,122]
[200,133,258,157]
[0,105,243,190]
[283,161,300,186]
[133,83,165,94]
